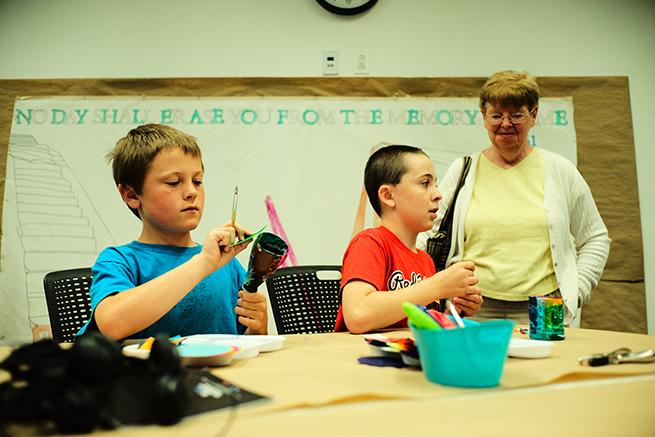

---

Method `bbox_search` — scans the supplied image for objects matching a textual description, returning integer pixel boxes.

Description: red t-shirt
[334,226,436,332]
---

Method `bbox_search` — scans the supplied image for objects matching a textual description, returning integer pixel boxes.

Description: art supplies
[410,319,514,388]
[231,185,238,226]
[242,232,289,292]
[125,334,286,365]
[169,335,187,345]
[402,302,441,330]
[137,335,186,351]
[447,300,466,328]
[529,296,565,341]
[427,309,457,329]
[578,348,655,366]
[227,225,266,247]
[513,327,530,336]
[125,343,237,366]
[402,302,462,330]
[265,195,298,266]
[183,334,286,359]
[138,336,155,350]
[362,334,420,368]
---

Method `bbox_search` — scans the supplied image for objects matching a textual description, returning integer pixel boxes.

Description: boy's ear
[118,184,140,210]
[378,184,396,210]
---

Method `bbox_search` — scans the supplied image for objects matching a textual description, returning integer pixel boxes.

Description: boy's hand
[227,221,252,244]
[200,222,252,270]
[236,290,268,335]
[434,261,480,298]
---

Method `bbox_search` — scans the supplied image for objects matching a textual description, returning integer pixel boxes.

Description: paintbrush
[447,300,466,328]
[231,185,239,242]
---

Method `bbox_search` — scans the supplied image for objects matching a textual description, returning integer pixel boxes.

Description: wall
[1,0,653,334]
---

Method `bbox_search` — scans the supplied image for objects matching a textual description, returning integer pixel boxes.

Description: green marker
[402,302,442,330]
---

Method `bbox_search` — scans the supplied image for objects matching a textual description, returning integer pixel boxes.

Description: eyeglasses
[485,111,533,126]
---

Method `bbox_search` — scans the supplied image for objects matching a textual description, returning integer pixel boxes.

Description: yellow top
[463,149,558,301]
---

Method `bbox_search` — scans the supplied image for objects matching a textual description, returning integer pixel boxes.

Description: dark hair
[364,145,428,216]
[107,124,202,219]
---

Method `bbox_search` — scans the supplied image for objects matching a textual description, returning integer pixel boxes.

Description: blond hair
[479,70,540,112]
[107,124,202,218]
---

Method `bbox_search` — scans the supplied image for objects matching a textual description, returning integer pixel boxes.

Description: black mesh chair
[265,265,342,334]
[43,267,93,343]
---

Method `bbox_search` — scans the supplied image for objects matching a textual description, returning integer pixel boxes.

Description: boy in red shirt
[335,145,482,333]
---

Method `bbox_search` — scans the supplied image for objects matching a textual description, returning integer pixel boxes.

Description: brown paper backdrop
[0,77,644,333]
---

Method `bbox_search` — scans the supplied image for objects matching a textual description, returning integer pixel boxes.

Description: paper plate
[507,338,553,359]
[182,334,286,358]
[184,337,262,359]
[122,343,237,367]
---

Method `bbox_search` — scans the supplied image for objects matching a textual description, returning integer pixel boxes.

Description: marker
[169,335,187,345]
[427,309,457,329]
[226,225,266,247]
[402,302,441,330]
[417,304,437,320]
[139,337,155,351]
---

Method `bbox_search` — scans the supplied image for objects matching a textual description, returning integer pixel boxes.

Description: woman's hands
[452,293,483,316]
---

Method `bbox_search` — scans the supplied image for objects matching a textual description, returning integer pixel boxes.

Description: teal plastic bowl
[410,319,514,388]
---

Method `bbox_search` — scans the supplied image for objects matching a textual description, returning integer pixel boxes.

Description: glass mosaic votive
[529,296,565,341]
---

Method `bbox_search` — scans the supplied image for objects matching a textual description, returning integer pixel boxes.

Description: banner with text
[0,96,576,344]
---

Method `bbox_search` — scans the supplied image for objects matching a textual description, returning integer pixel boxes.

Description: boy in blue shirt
[78,124,267,340]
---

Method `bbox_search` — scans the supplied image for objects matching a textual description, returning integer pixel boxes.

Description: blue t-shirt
[78,241,247,338]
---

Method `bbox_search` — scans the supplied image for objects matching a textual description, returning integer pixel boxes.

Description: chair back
[266,265,341,334]
[43,267,93,343]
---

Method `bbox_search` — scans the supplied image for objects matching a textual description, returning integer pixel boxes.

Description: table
[2,327,655,436]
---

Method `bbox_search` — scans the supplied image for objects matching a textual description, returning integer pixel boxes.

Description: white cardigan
[418,149,611,325]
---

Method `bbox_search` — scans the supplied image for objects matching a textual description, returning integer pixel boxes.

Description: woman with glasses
[419,70,610,326]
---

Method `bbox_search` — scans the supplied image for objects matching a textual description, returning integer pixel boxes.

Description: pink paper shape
[265,195,298,267]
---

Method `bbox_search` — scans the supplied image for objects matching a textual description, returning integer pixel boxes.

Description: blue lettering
[370,109,382,125]
[51,109,66,125]
[189,109,204,125]
[240,109,257,125]
[74,109,88,124]
[528,134,537,146]
[132,109,148,124]
[303,109,319,125]
[277,109,289,125]
[464,109,478,125]
[15,109,31,125]
[207,108,224,124]
[436,110,453,125]
[340,109,355,125]
[161,109,173,124]
[407,109,420,125]
[554,110,568,126]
